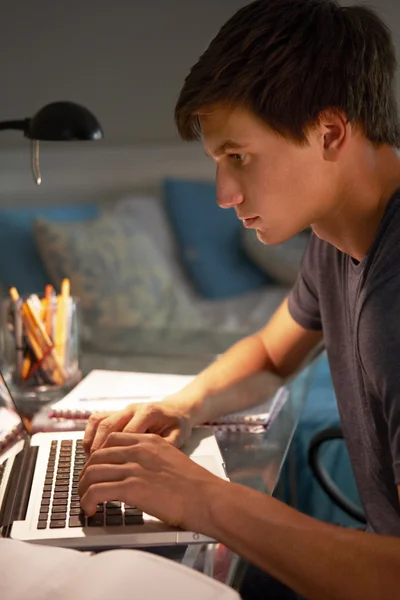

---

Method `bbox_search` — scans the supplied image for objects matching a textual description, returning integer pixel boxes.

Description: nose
[216,166,244,209]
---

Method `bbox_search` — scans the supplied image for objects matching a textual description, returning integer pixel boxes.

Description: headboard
[0,141,215,208]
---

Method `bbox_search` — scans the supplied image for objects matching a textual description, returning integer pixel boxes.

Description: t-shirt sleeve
[287,234,322,331]
[358,277,400,484]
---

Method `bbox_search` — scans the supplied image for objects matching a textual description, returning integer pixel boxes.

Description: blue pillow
[0,203,99,294]
[163,178,268,299]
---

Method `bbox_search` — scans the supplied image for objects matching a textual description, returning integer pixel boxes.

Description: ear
[318,110,349,161]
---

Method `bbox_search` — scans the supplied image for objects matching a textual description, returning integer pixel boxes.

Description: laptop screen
[0,373,27,457]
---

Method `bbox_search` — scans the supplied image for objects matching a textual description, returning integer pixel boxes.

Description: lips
[241,217,258,228]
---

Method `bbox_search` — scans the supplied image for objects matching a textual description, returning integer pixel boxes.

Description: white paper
[0,539,240,600]
[52,369,195,412]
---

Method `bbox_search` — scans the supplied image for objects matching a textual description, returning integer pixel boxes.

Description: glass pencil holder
[0,294,82,403]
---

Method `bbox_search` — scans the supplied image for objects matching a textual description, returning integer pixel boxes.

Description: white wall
[0,0,246,148]
[1,0,400,206]
[1,0,400,149]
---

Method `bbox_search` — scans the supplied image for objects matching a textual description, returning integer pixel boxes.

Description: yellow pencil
[54,278,70,369]
[44,284,55,337]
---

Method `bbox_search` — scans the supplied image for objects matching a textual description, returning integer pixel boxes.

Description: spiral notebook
[47,369,286,433]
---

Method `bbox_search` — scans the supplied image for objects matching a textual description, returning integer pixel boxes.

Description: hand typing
[82,397,194,455]
[78,432,224,533]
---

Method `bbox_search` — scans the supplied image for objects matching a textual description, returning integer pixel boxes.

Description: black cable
[308,426,367,524]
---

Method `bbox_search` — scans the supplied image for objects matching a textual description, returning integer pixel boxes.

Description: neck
[311,146,400,260]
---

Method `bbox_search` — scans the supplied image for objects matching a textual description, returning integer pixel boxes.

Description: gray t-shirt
[288,191,400,535]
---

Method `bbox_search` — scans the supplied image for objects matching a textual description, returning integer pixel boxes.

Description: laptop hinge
[1,441,38,537]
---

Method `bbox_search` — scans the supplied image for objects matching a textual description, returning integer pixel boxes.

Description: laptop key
[53,492,69,499]
[50,520,66,528]
[53,495,68,503]
[52,507,66,515]
[88,515,104,527]
[69,515,85,527]
[105,508,122,516]
[37,521,47,529]
[55,474,70,481]
[69,507,83,515]
[125,515,144,526]
[106,515,123,526]
[124,507,143,516]
[52,514,67,522]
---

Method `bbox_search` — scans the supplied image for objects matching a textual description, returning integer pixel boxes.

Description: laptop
[0,371,228,550]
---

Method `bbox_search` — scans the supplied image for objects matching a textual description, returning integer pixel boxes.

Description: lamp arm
[0,119,30,133]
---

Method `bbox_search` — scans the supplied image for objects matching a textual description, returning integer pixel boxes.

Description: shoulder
[357,275,400,378]
[364,192,400,291]
[302,231,339,269]
[300,232,345,290]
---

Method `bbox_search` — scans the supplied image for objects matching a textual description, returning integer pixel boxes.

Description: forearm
[204,481,396,600]
[172,334,283,425]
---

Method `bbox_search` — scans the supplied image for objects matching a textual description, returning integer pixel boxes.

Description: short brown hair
[175,0,400,146]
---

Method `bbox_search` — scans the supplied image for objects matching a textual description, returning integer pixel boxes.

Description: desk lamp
[0,101,103,184]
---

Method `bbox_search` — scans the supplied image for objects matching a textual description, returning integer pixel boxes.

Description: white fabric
[0,538,240,600]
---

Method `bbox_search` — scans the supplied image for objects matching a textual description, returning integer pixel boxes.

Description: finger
[163,428,185,448]
[80,480,135,516]
[78,463,131,501]
[79,445,134,481]
[90,411,136,454]
[82,412,114,455]
[121,410,157,435]
[101,431,151,449]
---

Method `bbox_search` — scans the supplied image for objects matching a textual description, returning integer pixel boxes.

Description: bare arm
[204,481,397,600]
[175,297,323,425]
[80,434,398,600]
[83,298,322,451]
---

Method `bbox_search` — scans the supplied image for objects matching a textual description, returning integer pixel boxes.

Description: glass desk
[13,326,315,591]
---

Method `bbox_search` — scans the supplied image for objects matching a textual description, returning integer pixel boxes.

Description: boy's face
[200,105,341,245]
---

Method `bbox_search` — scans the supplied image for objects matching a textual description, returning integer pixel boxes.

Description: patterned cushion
[34,215,203,330]
[163,178,269,299]
[0,203,99,294]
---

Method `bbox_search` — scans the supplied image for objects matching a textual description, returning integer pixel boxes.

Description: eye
[228,153,247,164]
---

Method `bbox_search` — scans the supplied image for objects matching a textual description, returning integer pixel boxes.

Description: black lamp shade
[26,101,103,141]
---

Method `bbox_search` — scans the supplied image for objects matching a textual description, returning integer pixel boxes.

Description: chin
[256,228,292,246]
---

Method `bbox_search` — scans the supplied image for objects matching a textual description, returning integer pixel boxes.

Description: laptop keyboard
[37,439,144,530]
[0,459,8,486]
